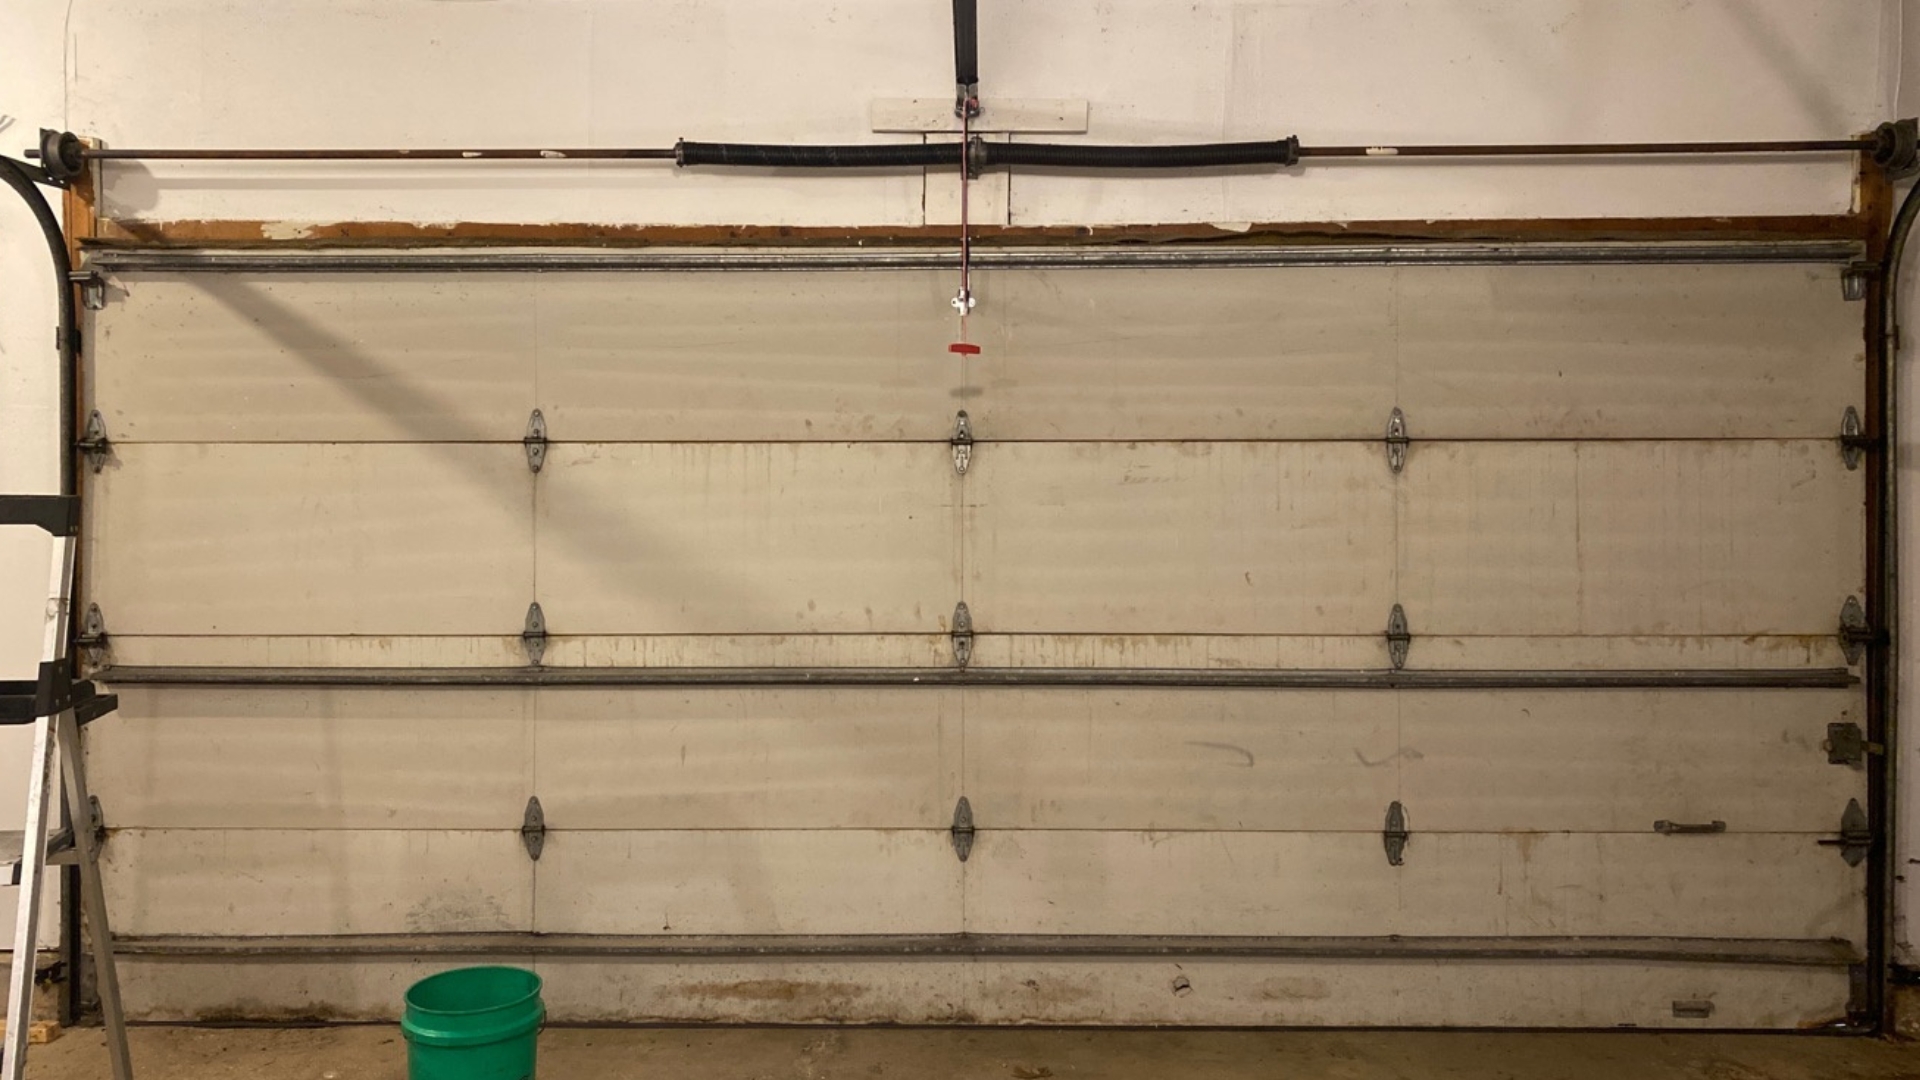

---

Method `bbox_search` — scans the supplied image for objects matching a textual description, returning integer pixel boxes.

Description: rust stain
[90,214,1869,250]
[682,978,868,1003]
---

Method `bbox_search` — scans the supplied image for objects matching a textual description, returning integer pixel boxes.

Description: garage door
[76,248,1870,1027]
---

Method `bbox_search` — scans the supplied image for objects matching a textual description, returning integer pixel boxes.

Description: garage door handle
[1653,819,1726,835]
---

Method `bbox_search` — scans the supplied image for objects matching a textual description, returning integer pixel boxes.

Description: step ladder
[0,494,131,1080]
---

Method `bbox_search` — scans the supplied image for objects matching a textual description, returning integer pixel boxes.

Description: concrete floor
[18,1026,1920,1080]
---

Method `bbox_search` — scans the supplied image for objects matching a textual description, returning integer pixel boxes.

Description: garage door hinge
[1385,407,1409,474]
[76,410,111,473]
[1824,722,1882,767]
[950,411,973,475]
[1818,798,1871,867]
[521,796,545,861]
[1383,800,1409,866]
[522,602,548,666]
[1840,407,1876,469]
[1841,261,1876,302]
[951,602,974,668]
[67,270,105,311]
[1838,595,1882,665]
[523,409,548,473]
[75,603,109,669]
[1385,604,1410,670]
[950,796,975,862]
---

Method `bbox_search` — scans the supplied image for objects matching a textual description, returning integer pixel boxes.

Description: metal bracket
[76,410,111,474]
[1817,798,1871,867]
[950,411,974,475]
[950,796,975,862]
[1385,407,1409,474]
[1841,262,1874,303]
[1840,406,1872,470]
[1653,819,1727,835]
[67,270,105,311]
[1383,800,1409,866]
[75,604,109,669]
[521,602,548,666]
[1838,595,1877,665]
[1824,722,1880,768]
[951,601,974,668]
[521,796,545,861]
[523,409,548,474]
[1386,604,1410,670]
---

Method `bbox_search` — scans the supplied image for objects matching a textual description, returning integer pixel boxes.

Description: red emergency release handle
[949,342,981,355]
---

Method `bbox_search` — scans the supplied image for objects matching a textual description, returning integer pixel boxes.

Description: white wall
[0,0,1905,951]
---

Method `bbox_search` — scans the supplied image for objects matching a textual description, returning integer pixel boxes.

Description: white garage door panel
[533,688,957,829]
[1401,441,1860,636]
[970,268,1395,440]
[93,274,537,443]
[91,443,532,636]
[89,688,532,830]
[1400,690,1864,833]
[965,832,1859,940]
[966,632,1385,669]
[537,443,954,634]
[964,690,1396,831]
[104,830,531,936]
[970,443,1393,634]
[543,632,952,668]
[538,273,958,442]
[1413,634,1849,671]
[1396,265,1858,440]
[534,831,961,935]
[118,957,1851,1029]
[962,689,1860,834]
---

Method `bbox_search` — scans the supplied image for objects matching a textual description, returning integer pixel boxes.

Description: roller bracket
[1824,721,1880,768]
[1818,798,1871,867]
[522,602,548,666]
[76,410,110,474]
[1383,800,1409,866]
[523,409,548,473]
[521,796,546,861]
[75,604,109,669]
[950,602,974,668]
[1838,595,1879,665]
[951,411,974,475]
[950,796,975,862]
[1840,406,1873,469]
[1386,604,1410,670]
[1385,407,1409,474]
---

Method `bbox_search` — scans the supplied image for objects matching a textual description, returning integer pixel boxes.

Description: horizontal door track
[92,665,1858,690]
[111,933,1860,968]
[83,240,1866,274]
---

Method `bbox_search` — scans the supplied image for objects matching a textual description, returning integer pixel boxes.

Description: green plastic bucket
[402,966,543,1080]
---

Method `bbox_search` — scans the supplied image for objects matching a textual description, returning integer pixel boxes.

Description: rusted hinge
[1384,407,1409,474]
[523,409,548,473]
[1817,798,1871,867]
[76,410,110,474]
[522,602,548,666]
[1840,407,1876,470]
[950,411,973,475]
[1383,800,1409,866]
[1386,604,1410,670]
[950,601,974,668]
[75,603,109,669]
[950,796,975,862]
[521,796,546,861]
[1838,595,1881,666]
